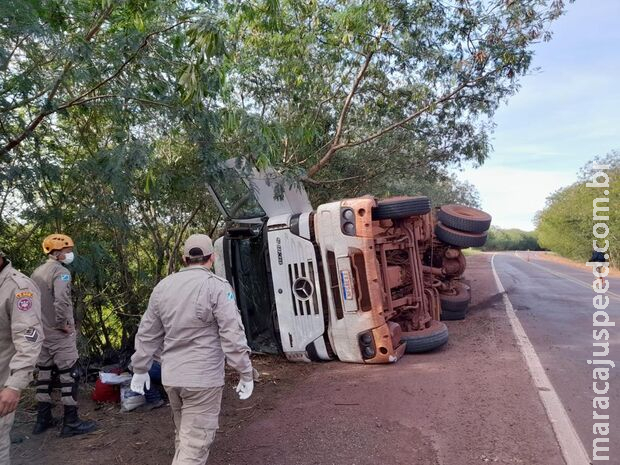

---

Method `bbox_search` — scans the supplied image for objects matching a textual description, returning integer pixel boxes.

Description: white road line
[491,254,591,465]
[512,252,620,301]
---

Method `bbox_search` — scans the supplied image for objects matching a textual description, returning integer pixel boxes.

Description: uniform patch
[227,291,235,301]
[60,274,71,282]
[17,297,33,311]
[15,291,33,299]
[24,328,39,343]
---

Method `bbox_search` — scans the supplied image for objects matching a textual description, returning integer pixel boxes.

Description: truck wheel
[435,222,488,248]
[401,321,449,354]
[439,282,470,311]
[439,282,470,320]
[372,196,431,220]
[437,204,492,233]
[441,308,467,321]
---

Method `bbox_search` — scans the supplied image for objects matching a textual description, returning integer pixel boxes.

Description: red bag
[92,378,121,403]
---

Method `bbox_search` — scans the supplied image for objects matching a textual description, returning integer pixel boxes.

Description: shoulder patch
[226,291,235,301]
[60,274,71,282]
[16,297,33,312]
[16,291,33,299]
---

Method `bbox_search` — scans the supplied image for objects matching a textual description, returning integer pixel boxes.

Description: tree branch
[0,87,50,114]
[1,34,30,73]
[58,94,175,110]
[344,72,495,150]
[306,28,383,178]
[306,66,502,177]
[302,174,364,185]
[62,20,188,110]
[0,17,188,161]
[167,202,203,275]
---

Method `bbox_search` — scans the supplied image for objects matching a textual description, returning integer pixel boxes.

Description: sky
[457,1,620,231]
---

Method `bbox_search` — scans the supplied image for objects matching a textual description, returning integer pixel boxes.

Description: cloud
[457,167,576,231]
[451,0,619,232]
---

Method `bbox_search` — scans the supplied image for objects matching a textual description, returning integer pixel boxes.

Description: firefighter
[0,249,44,463]
[30,234,96,437]
[131,233,254,465]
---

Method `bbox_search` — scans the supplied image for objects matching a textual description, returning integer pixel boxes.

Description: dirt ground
[11,254,564,465]
[11,356,315,465]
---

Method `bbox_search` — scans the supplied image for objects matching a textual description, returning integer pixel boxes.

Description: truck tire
[435,222,488,248]
[441,308,467,321]
[439,282,470,311]
[437,204,492,233]
[372,196,431,220]
[440,285,469,320]
[401,321,449,354]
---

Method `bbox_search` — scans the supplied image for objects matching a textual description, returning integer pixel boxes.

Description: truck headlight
[359,331,376,360]
[341,208,356,236]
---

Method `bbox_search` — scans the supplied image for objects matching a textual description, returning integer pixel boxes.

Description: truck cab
[208,159,489,364]
[209,160,332,362]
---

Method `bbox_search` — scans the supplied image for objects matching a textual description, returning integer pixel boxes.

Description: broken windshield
[210,168,266,220]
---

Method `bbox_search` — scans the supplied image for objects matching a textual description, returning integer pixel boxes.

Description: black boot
[60,405,97,438]
[32,402,58,435]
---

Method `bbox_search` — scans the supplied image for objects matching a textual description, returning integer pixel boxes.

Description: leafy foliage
[535,151,619,267]
[217,0,569,184]
[482,227,542,251]
[0,0,226,358]
[0,0,570,359]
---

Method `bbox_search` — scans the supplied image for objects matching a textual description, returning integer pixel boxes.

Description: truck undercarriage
[209,160,491,364]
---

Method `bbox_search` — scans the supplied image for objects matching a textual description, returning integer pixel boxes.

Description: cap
[183,234,214,258]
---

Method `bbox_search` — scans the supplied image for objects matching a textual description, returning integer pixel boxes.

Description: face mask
[61,252,75,265]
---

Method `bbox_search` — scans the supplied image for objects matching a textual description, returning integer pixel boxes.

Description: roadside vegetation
[481,227,542,251]
[0,1,569,358]
[535,151,619,267]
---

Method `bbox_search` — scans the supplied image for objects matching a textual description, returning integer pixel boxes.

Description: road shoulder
[208,253,565,465]
[11,254,566,465]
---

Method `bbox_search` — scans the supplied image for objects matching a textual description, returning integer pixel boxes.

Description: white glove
[235,379,254,400]
[130,372,150,395]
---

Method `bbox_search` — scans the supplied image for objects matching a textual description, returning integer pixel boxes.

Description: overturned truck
[208,160,491,364]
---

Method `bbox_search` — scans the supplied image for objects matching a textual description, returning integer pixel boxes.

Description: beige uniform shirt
[0,262,44,390]
[31,260,74,337]
[131,266,253,388]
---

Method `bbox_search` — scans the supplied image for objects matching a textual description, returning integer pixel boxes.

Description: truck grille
[288,261,320,316]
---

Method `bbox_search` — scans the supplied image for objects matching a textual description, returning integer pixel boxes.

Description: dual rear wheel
[435,204,491,248]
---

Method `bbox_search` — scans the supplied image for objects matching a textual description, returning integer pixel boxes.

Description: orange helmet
[42,234,74,254]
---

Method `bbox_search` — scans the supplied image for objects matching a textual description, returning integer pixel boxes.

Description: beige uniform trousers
[35,343,78,406]
[0,411,16,464]
[164,386,223,465]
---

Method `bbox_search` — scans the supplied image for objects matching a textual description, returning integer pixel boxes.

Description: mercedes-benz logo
[293,277,314,301]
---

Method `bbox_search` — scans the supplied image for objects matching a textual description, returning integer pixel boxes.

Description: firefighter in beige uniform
[0,249,44,463]
[131,234,254,465]
[30,234,96,437]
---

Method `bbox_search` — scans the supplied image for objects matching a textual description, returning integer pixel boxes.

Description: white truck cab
[208,159,490,364]
[209,159,332,362]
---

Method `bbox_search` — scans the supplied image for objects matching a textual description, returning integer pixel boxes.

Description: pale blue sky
[459,1,620,231]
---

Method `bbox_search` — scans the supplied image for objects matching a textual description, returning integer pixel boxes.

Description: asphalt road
[493,252,619,464]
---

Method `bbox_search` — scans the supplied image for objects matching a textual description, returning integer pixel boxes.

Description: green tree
[0,0,572,359]
[217,0,570,183]
[482,227,542,251]
[0,0,229,356]
[536,150,619,267]
[0,0,226,161]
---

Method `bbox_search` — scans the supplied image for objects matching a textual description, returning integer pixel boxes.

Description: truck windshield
[211,168,266,220]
